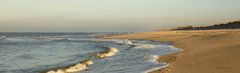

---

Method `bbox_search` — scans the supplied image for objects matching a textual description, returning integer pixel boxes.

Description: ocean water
[0,33,181,73]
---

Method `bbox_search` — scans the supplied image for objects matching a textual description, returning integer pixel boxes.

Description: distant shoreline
[171,20,240,30]
[103,29,240,73]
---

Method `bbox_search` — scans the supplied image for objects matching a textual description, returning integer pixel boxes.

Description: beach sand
[103,29,240,73]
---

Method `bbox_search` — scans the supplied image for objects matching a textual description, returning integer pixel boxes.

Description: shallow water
[0,33,181,73]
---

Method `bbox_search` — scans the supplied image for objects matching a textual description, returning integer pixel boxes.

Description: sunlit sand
[104,29,240,73]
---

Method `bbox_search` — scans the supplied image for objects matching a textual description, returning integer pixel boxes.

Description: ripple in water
[0,33,181,73]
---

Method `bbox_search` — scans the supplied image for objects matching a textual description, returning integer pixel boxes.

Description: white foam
[4,37,38,42]
[95,47,119,58]
[46,60,94,73]
[124,39,133,45]
[111,39,134,45]
[0,36,6,39]
[144,63,170,73]
[56,70,64,73]
[149,55,160,63]
[47,70,56,73]
[133,43,161,49]
[65,63,88,73]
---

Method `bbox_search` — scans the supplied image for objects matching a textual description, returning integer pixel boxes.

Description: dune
[103,29,240,73]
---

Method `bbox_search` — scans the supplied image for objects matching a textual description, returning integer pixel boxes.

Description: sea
[0,32,181,73]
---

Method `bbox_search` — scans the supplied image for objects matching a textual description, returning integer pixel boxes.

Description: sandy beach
[103,29,240,73]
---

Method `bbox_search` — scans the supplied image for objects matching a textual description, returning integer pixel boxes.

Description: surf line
[95,47,119,58]
[46,59,93,73]
[45,47,119,73]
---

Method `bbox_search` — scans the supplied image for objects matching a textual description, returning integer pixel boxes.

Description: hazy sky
[1,0,240,32]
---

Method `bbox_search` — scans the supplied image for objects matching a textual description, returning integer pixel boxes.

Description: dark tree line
[171,21,240,30]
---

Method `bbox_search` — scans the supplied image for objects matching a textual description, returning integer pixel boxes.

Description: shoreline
[102,32,183,73]
[149,52,180,73]
[103,29,240,73]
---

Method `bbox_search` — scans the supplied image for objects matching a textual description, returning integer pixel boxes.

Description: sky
[0,0,240,32]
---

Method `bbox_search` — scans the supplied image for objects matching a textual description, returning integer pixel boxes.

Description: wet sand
[103,29,240,73]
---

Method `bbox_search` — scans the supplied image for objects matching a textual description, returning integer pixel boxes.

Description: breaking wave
[0,36,39,43]
[44,47,120,73]
[0,33,181,73]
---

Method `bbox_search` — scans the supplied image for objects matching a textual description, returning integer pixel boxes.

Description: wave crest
[95,47,119,58]
[46,59,94,73]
